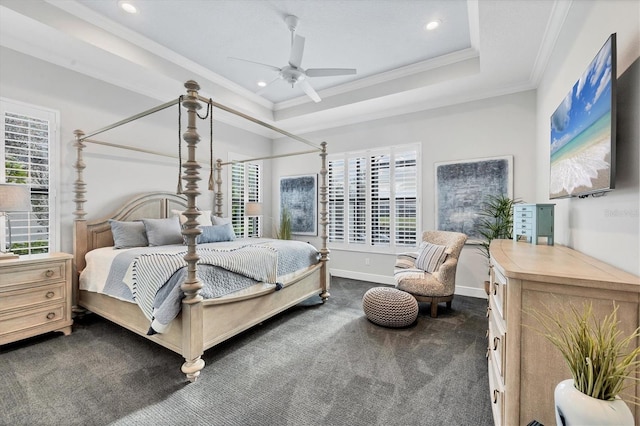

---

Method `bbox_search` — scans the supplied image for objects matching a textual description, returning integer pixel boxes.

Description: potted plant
[531,302,640,425]
[275,207,292,240]
[476,194,520,294]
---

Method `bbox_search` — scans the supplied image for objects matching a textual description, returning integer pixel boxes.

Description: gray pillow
[142,217,184,246]
[109,219,148,249]
[198,223,236,243]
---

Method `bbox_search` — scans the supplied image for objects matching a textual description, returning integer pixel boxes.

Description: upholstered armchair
[394,230,467,318]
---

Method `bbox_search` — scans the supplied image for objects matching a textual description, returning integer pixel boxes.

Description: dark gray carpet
[0,278,492,426]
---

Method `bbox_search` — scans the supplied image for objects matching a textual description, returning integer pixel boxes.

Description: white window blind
[1,99,58,255]
[230,159,261,238]
[328,144,420,252]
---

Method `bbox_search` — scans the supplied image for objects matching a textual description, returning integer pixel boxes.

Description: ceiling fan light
[118,1,137,14]
[425,20,441,31]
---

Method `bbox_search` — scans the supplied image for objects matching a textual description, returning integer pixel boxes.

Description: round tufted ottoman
[362,287,418,328]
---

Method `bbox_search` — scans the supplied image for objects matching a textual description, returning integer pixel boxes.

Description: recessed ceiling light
[425,20,441,31]
[257,81,267,88]
[118,1,137,14]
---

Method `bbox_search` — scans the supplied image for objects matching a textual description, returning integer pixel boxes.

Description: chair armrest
[434,257,458,287]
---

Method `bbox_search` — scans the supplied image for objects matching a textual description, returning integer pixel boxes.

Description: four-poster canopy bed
[73,80,330,382]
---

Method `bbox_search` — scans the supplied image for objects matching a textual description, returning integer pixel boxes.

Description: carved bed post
[72,129,87,311]
[215,158,223,217]
[179,80,205,382]
[319,141,330,301]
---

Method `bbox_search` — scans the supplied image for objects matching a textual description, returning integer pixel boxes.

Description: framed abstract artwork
[435,155,513,244]
[279,174,317,236]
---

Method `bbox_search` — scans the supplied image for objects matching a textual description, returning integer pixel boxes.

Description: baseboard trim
[329,268,487,300]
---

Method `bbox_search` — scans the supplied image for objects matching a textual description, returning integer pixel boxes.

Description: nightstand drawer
[1,282,65,312]
[0,261,66,287]
[0,304,65,336]
[515,210,533,218]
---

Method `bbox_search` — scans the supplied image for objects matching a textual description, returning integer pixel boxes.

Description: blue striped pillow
[415,242,448,273]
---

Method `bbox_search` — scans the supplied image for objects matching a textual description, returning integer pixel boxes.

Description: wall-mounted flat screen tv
[549,33,616,199]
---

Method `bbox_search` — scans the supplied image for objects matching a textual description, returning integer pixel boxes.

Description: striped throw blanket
[123,245,278,323]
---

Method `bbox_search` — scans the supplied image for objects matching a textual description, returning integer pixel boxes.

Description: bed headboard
[74,192,187,272]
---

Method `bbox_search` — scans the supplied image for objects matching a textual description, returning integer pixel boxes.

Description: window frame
[328,143,421,254]
[1,98,60,254]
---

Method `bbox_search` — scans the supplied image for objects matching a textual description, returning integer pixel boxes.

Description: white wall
[535,0,640,275]
[273,90,537,298]
[0,47,273,254]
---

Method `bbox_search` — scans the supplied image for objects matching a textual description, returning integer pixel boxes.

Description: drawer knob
[46,312,56,320]
[45,269,54,278]
[493,389,499,404]
[46,291,55,299]
[493,336,500,350]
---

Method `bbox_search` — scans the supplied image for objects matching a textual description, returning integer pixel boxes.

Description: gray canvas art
[435,156,512,243]
[280,175,317,235]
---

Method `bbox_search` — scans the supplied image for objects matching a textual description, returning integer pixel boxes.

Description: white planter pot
[555,379,634,426]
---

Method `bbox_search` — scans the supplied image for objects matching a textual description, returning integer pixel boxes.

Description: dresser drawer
[0,261,66,287]
[492,266,507,319]
[488,298,507,378]
[0,304,65,336]
[1,282,65,312]
[488,352,505,426]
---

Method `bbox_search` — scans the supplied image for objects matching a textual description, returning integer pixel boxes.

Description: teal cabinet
[513,204,554,245]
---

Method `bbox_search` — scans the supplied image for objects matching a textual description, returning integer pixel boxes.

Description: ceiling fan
[230,15,356,103]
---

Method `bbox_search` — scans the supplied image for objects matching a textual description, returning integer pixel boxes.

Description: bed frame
[72,81,330,382]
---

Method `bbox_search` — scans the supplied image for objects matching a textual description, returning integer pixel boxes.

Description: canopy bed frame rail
[73,80,330,382]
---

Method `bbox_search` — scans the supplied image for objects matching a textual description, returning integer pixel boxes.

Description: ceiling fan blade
[306,68,357,77]
[299,79,321,103]
[228,57,281,72]
[288,35,305,68]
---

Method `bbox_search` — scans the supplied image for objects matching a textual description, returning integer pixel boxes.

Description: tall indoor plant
[476,194,519,293]
[531,302,640,425]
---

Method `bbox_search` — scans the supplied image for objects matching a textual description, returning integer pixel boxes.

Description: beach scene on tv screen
[549,37,613,199]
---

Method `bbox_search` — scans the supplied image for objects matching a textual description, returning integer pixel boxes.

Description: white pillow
[211,215,231,226]
[171,209,213,226]
[415,242,448,273]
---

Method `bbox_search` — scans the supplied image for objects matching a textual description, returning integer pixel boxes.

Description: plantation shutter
[328,158,345,243]
[1,100,57,255]
[230,162,245,236]
[327,144,419,252]
[247,162,260,237]
[394,149,418,247]
[370,154,390,246]
[348,157,366,244]
[230,158,261,238]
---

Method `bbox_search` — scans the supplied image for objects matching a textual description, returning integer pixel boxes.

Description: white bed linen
[80,245,184,296]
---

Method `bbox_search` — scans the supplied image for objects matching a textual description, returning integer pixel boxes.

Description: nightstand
[0,252,73,345]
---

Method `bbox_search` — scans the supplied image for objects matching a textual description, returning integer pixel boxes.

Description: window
[328,144,420,252]
[1,99,58,255]
[229,157,262,238]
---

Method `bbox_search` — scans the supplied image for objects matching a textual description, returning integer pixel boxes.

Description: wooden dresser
[488,240,640,426]
[0,253,73,345]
